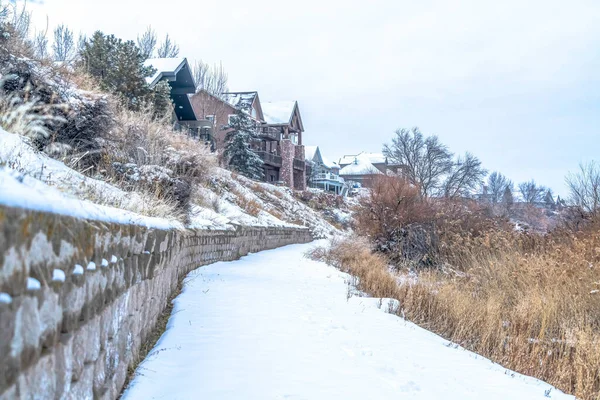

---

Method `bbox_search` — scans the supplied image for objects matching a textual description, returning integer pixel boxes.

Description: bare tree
[566,161,600,217]
[442,152,487,198]
[137,25,157,59]
[383,127,453,197]
[33,28,49,59]
[9,0,31,39]
[52,24,75,62]
[157,33,179,58]
[192,60,229,97]
[518,180,546,203]
[487,172,512,204]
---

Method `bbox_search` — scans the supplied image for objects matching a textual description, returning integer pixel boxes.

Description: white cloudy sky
[26,0,600,195]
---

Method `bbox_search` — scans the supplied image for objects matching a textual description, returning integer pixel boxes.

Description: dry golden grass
[230,187,263,217]
[309,232,600,400]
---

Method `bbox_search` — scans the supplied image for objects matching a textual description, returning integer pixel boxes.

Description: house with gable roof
[260,101,306,191]
[305,146,346,195]
[189,90,307,190]
[144,57,214,146]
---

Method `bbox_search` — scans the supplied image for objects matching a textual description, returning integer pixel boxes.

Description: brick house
[189,90,306,190]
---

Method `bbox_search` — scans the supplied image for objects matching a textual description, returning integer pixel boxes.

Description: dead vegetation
[310,176,600,399]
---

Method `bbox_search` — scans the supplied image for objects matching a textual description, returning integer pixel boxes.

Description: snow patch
[0,292,12,304]
[52,269,66,282]
[26,277,41,291]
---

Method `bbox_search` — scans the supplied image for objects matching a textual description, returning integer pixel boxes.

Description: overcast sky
[26,0,600,195]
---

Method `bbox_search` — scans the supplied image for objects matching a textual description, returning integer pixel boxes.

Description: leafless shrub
[192,60,229,98]
[52,24,75,62]
[566,161,600,220]
[442,152,487,198]
[518,179,546,203]
[137,25,157,59]
[156,33,179,58]
[383,127,453,197]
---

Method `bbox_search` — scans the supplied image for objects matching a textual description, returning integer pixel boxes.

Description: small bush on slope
[97,107,217,222]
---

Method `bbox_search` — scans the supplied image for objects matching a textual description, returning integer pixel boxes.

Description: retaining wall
[0,205,312,399]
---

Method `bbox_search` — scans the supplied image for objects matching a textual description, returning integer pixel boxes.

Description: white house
[305,146,347,195]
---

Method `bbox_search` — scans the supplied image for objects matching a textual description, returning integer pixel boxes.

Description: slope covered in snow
[123,242,573,400]
[0,129,337,234]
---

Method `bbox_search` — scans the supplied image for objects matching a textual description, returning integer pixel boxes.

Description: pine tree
[502,185,514,212]
[80,31,170,114]
[224,109,264,180]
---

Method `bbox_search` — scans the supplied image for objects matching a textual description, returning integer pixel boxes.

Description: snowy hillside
[0,129,338,235]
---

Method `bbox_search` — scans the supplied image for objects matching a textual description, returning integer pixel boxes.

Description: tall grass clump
[98,106,217,222]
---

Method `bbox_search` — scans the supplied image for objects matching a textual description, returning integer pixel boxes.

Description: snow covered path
[123,242,573,400]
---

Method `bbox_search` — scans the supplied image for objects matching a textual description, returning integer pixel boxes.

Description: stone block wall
[0,205,312,400]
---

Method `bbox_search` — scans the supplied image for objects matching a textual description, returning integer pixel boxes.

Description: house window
[205,115,215,123]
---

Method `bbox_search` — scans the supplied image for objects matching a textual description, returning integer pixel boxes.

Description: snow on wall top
[144,58,186,86]
[339,154,383,176]
[0,167,183,229]
[339,152,387,166]
[262,101,296,125]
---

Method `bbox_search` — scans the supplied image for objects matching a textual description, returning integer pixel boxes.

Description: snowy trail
[123,242,573,400]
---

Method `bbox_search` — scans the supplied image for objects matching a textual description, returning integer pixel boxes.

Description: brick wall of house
[189,91,237,151]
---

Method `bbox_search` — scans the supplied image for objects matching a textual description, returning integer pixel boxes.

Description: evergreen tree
[502,185,514,212]
[80,31,170,114]
[224,109,264,180]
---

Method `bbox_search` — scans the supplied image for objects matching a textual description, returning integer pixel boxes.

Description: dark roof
[144,58,197,121]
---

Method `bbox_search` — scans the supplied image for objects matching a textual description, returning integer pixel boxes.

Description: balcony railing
[293,158,305,171]
[258,127,281,141]
[256,151,282,167]
[314,173,345,183]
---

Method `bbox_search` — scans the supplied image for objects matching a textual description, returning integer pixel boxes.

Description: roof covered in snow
[339,154,383,176]
[223,92,258,112]
[145,58,190,87]
[339,152,387,166]
[262,101,297,125]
